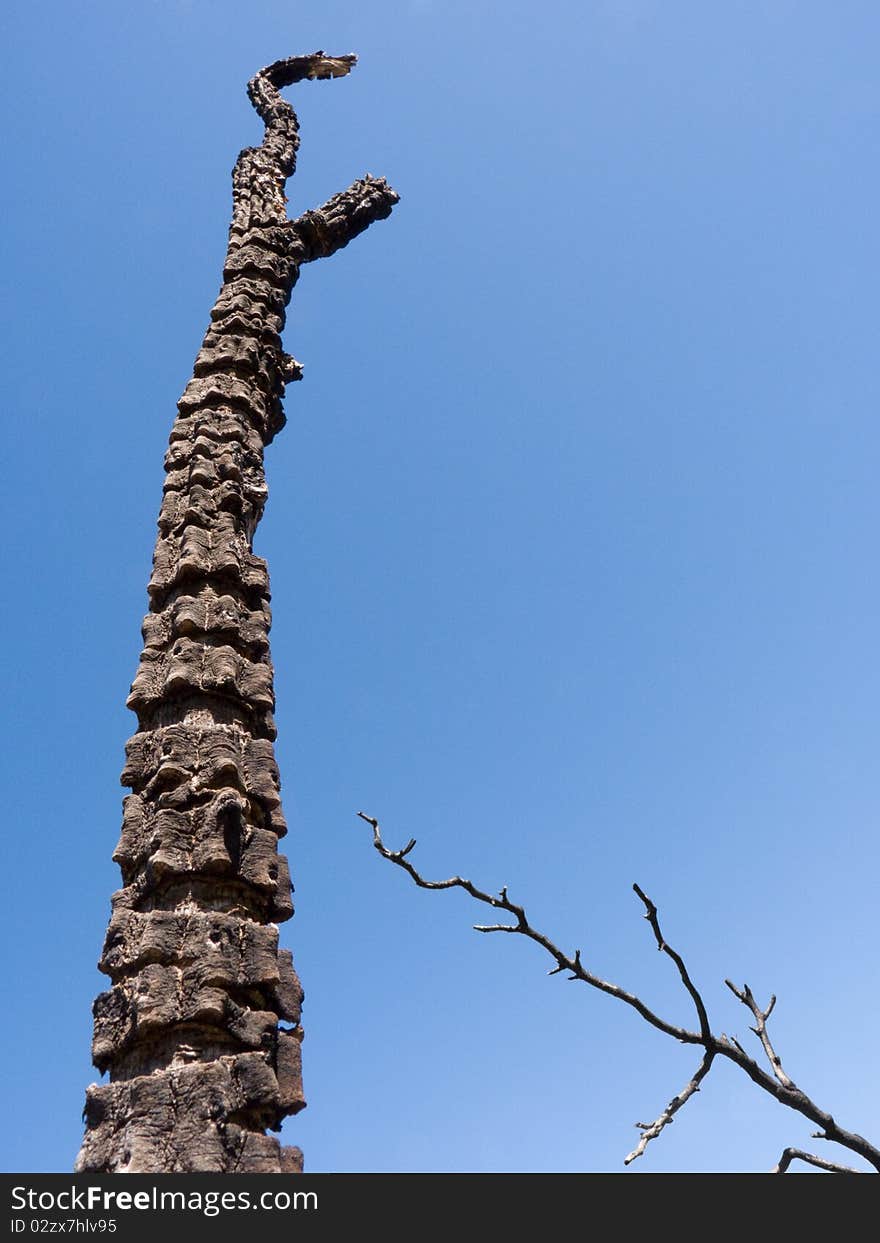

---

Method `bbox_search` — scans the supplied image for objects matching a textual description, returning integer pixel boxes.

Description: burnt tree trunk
[76,53,398,1174]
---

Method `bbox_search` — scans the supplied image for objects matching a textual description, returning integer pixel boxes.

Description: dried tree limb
[357,813,700,1045]
[633,883,711,1042]
[773,1148,862,1174]
[724,980,794,1089]
[624,1051,714,1166]
[358,813,880,1173]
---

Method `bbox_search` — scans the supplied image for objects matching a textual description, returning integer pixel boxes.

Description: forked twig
[724,980,794,1090]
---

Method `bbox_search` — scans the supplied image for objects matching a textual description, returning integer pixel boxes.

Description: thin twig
[725,980,795,1089]
[624,1050,714,1165]
[773,1148,862,1174]
[633,883,711,1042]
[357,813,699,1045]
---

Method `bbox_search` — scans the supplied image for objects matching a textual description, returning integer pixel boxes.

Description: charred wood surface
[76,53,397,1173]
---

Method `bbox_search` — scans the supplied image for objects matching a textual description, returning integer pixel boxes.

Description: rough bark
[76,53,398,1174]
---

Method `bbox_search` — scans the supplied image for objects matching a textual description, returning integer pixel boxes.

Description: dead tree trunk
[76,53,398,1174]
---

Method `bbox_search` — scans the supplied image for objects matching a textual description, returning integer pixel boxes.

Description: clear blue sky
[2,1,878,1173]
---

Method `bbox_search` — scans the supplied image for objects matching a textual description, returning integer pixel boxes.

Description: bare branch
[714,1037,880,1170]
[359,813,880,1172]
[773,1148,863,1174]
[633,883,711,1042]
[624,1051,714,1166]
[725,980,795,1089]
[358,812,700,1047]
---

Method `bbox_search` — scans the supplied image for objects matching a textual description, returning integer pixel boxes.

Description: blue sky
[2,1,879,1172]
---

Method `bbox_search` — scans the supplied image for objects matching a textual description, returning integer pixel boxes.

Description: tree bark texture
[76,54,398,1173]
